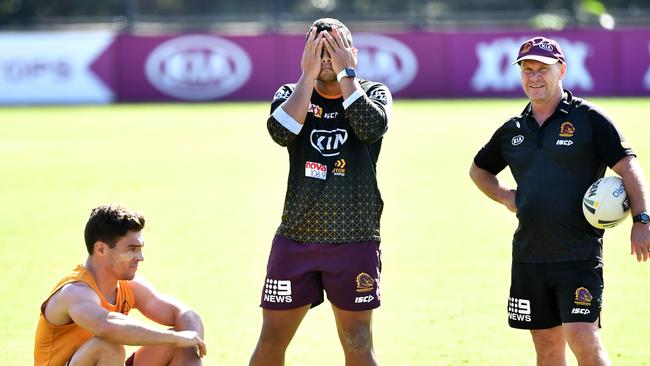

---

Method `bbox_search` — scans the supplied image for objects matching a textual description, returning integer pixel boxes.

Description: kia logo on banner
[645,43,650,90]
[145,35,252,100]
[471,37,594,92]
[355,34,417,93]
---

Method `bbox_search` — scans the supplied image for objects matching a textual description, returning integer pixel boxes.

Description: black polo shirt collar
[519,89,574,130]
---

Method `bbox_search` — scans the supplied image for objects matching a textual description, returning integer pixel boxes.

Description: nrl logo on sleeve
[310,129,348,157]
[368,88,390,102]
[273,88,292,101]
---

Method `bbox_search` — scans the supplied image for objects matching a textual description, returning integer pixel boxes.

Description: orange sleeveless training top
[33,265,135,366]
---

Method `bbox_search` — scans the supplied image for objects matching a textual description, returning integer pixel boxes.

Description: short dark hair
[307,18,353,46]
[84,204,145,255]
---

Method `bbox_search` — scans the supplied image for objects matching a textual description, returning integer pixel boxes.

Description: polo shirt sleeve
[589,108,636,168]
[474,125,508,175]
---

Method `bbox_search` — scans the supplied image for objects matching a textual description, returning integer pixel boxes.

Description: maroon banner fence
[88,29,649,102]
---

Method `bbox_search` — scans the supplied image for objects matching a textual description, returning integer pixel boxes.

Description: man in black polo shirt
[470,36,650,365]
[249,18,391,366]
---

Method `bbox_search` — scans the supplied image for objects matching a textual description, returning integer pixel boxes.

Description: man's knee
[531,327,566,355]
[257,326,293,349]
[69,337,126,365]
[256,307,309,349]
[533,336,564,353]
[565,324,605,352]
[97,338,125,356]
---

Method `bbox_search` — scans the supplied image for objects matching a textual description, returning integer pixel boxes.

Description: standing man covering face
[470,36,650,366]
[249,18,392,366]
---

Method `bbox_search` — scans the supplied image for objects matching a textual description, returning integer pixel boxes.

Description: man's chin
[318,70,336,82]
[121,272,137,280]
[525,89,547,102]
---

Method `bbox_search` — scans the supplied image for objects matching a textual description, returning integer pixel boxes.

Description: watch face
[635,213,650,224]
[346,68,356,77]
[641,213,650,223]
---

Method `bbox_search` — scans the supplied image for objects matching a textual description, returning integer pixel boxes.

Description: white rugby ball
[582,176,630,229]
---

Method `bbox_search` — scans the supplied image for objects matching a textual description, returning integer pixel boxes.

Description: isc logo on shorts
[305,161,327,180]
[571,308,591,315]
[556,139,574,146]
[264,278,292,303]
[508,297,532,322]
[355,295,374,303]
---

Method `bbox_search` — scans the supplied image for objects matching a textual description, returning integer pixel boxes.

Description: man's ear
[93,241,108,256]
[559,62,567,80]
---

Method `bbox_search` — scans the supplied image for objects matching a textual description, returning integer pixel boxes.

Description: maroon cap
[512,36,565,65]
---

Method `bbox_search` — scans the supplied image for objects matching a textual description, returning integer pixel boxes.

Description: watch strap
[336,68,356,82]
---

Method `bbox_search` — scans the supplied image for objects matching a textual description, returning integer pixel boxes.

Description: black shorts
[508,261,603,329]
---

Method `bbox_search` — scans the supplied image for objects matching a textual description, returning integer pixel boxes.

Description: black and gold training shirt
[267,79,392,243]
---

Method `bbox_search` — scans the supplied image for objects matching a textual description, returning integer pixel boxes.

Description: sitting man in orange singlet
[34,204,206,366]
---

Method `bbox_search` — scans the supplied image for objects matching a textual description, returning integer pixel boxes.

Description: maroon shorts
[260,236,381,311]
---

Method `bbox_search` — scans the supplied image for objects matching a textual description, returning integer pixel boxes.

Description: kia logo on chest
[310,129,348,157]
[145,35,252,101]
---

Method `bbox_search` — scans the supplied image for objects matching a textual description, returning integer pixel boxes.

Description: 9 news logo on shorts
[264,278,292,303]
[508,297,532,322]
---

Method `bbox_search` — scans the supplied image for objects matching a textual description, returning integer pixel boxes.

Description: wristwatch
[336,67,357,82]
[632,212,650,224]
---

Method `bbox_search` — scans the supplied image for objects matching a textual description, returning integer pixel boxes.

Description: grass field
[1,98,649,365]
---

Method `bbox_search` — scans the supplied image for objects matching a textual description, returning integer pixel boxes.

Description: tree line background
[1,0,648,30]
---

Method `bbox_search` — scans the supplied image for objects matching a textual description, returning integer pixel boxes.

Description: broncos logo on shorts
[574,287,593,306]
[355,272,375,293]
